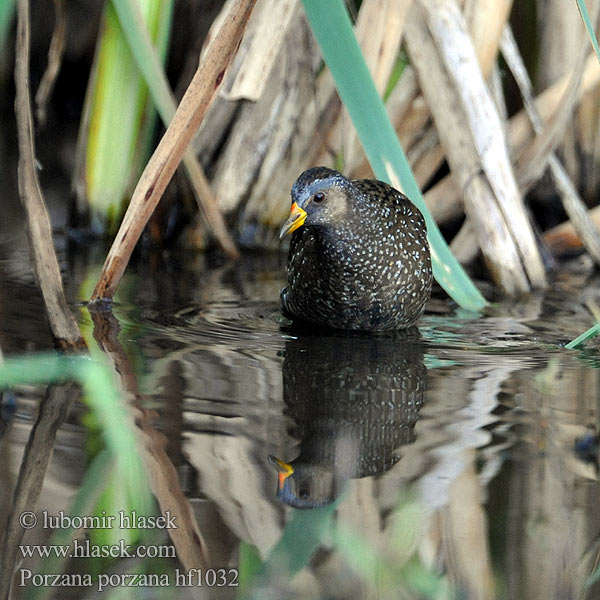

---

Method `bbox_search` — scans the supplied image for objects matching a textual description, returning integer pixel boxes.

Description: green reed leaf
[111,0,176,125]
[0,353,150,505]
[576,0,600,62]
[565,322,600,349]
[82,0,172,234]
[0,0,15,50]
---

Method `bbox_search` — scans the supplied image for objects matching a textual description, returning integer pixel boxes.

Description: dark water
[1,226,600,599]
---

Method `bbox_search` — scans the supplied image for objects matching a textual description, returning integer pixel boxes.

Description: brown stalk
[501,24,600,265]
[34,0,66,127]
[116,0,239,258]
[405,0,541,294]
[351,0,512,204]
[0,384,80,600]
[91,311,209,571]
[424,176,461,224]
[2,1,86,592]
[411,54,600,230]
[450,219,480,265]
[14,0,85,351]
[422,0,547,290]
[463,0,513,76]
[91,0,257,303]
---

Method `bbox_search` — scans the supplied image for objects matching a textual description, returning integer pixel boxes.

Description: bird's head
[279,167,354,239]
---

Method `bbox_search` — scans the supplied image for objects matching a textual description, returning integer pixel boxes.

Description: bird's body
[280,167,432,331]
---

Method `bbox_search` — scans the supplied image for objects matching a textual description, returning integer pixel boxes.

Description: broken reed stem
[91,0,257,303]
[501,24,600,265]
[110,0,239,259]
[408,53,600,231]
[405,0,533,294]
[425,0,547,291]
[14,0,85,352]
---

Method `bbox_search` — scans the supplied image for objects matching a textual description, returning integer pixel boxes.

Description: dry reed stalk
[91,0,256,302]
[111,0,240,257]
[488,63,509,123]
[463,0,512,75]
[1,2,86,592]
[450,219,480,265]
[34,0,65,127]
[333,0,412,174]
[573,0,600,200]
[206,2,305,215]
[501,24,600,265]
[247,67,336,230]
[578,86,600,201]
[537,0,585,91]
[408,132,445,188]
[537,0,588,186]
[425,0,509,242]
[546,154,600,262]
[509,54,600,158]
[405,0,546,294]
[424,176,461,224]
[182,151,238,256]
[416,54,600,229]
[217,0,299,102]
[201,5,325,242]
[241,23,323,234]
[14,0,85,350]
[517,0,600,193]
[433,64,508,260]
[391,79,428,146]
[351,0,512,200]
[515,44,590,190]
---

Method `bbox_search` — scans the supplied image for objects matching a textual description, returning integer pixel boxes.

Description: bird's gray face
[279,167,353,239]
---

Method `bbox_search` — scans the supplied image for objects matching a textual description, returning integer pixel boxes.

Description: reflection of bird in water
[279,167,432,331]
[574,425,599,475]
[0,390,16,441]
[270,329,426,508]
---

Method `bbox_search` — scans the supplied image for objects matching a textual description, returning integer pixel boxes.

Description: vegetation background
[0,0,599,299]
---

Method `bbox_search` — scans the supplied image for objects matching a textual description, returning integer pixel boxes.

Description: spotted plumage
[279,167,432,331]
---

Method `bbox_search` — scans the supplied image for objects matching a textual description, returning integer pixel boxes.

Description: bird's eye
[313,192,325,203]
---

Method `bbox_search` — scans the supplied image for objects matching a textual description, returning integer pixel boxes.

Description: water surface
[1,228,599,599]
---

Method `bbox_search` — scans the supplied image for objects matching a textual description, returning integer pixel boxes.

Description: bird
[279,167,432,331]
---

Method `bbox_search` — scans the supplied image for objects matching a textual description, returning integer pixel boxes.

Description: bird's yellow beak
[279,203,307,239]
[268,455,295,489]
